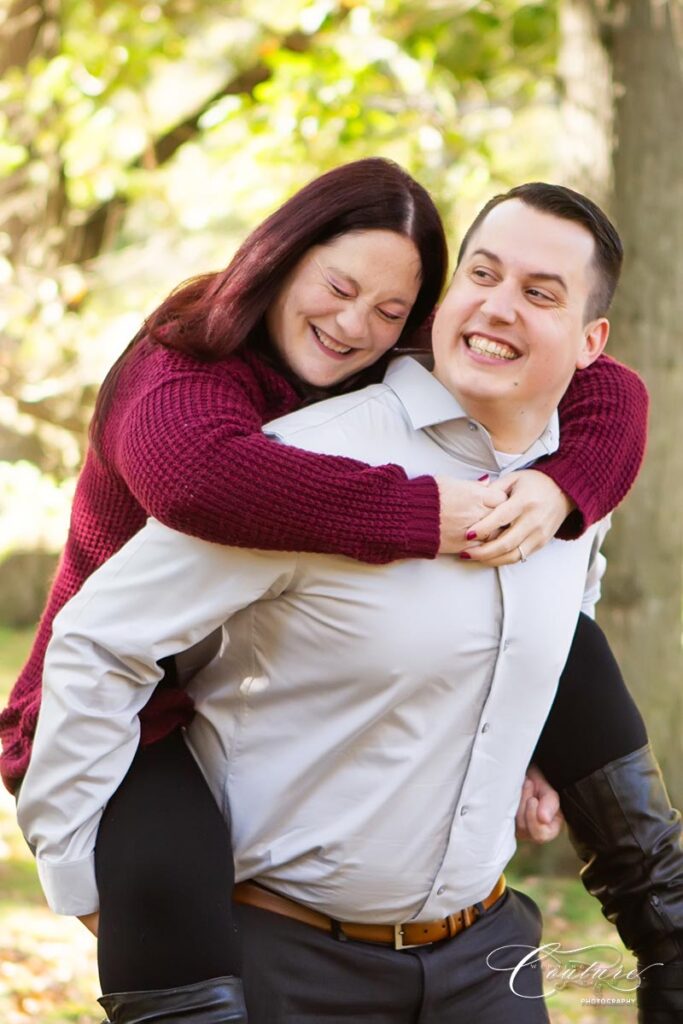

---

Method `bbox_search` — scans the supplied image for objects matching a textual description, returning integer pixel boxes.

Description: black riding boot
[99,975,247,1023]
[561,744,683,1023]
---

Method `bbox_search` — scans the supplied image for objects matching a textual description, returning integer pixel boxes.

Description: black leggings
[94,612,648,993]
[95,729,240,993]
[533,612,647,789]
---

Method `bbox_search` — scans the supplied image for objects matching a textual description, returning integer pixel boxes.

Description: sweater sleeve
[536,354,649,539]
[110,363,441,565]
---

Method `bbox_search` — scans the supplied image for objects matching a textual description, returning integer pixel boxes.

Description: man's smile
[464,333,522,362]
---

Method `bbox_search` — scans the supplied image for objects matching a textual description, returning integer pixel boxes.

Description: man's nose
[479,284,517,324]
[335,300,370,339]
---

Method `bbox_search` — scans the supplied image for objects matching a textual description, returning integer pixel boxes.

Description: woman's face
[266,230,422,388]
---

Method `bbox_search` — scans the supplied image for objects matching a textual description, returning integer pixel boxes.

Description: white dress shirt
[17,356,608,920]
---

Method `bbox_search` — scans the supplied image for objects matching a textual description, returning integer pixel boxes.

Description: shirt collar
[383,355,560,467]
[384,355,470,429]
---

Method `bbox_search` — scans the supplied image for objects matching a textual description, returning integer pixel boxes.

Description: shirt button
[460,806,469,816]
[481,723,490,733]
[468,422,478,432]
[503,639,511,651]
[437,885,446,895]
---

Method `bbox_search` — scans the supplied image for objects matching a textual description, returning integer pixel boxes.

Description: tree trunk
[558,0,614,205]
[562,0,683,802]
[603,0,683,803]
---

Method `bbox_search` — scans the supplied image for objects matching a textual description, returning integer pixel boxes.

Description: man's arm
[16,521,294,917]
[580,516,611,618]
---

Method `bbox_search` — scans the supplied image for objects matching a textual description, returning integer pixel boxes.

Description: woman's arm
[113,351,646,563]
[16,521,295,916]
[110,355,504,562]
[537,354,649,536]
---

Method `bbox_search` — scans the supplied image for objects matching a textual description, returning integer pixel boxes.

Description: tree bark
[558,0,614,205]
[561,0,683,801]
[601,0,683,802]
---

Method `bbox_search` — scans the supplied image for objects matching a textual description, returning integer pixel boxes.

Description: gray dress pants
[235,887,550,1023]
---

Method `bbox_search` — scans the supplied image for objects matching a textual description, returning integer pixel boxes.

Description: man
[17,185,639,1022]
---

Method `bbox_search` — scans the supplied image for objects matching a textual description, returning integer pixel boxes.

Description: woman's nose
[335,300,369,339]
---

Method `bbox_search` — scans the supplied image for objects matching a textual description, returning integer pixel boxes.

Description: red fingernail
[466,531,477,540]
[478,474,489,482]
[460,551,471,560]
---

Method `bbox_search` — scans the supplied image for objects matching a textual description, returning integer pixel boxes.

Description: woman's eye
[378,310,404,323]
[329,281,352,298]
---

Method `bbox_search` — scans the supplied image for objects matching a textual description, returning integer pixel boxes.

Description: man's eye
[527,288,554,302]
[471,268,494,282]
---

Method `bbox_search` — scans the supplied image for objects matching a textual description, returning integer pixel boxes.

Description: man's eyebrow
[470,248,502,264]
[526,271,567,293]
[325,264,412,307]
[469,248,567,292]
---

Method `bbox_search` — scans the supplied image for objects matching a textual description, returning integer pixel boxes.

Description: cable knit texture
[0,341,648,792]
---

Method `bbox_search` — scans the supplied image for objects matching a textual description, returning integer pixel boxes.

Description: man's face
[432,199,609,428]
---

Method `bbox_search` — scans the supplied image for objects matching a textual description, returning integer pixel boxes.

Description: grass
[0,628,639,1023]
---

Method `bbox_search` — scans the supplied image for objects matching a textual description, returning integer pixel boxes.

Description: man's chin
[436,367,511,405]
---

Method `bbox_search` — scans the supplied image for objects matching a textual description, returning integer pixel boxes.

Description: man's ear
[576,317,609,369]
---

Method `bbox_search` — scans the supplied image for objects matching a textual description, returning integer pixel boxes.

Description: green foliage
[0,0,560,550]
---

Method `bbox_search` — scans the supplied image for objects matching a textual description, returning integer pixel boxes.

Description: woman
[7,160,668,1022]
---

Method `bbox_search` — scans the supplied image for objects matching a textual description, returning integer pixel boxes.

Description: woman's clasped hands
[437,470,574,566]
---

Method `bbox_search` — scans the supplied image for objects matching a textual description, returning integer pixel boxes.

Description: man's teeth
[312,325,352,355]
[466,335,519,360]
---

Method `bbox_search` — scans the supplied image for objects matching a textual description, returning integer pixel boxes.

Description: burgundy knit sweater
[0,341,649,793]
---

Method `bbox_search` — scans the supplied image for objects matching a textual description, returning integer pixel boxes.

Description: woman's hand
[77,911,99,937]
[515,764,564,843]
[459,470,574,567]
[436,476,509,554]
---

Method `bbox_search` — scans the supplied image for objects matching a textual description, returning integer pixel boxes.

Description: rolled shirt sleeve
[580,516,611,618]
[16,519,294,916]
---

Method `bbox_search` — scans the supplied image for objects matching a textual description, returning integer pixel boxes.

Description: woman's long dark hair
[91,158,448,449]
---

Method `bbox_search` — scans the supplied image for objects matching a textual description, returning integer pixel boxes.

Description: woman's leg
[533,611,647,789]
[533,613,683,1022]
[95,728,246,1022]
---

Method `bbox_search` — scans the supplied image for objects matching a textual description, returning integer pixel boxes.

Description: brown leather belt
[234,875,506,950]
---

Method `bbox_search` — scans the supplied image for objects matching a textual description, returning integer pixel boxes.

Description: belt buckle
[393,923,420,950]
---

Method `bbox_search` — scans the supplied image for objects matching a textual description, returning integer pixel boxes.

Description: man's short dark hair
[456,183,623,321]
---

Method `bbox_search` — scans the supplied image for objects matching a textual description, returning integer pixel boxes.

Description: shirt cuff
[36,853,99,916]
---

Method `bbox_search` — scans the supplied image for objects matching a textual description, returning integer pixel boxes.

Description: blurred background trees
[0,0,681,795]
